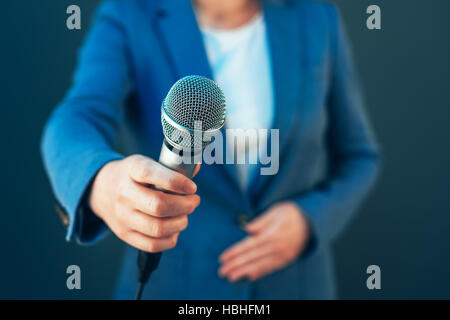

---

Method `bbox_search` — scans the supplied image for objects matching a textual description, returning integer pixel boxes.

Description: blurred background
[1,0,449,299]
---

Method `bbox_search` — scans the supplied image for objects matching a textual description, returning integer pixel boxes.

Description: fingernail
[183,180,197,193]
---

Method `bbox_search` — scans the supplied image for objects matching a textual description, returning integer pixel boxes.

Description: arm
[294,4,381,251]
[41,2,201,252]
[41,1,129,243]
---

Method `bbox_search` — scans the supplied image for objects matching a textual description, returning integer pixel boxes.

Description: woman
[42,0,380,299]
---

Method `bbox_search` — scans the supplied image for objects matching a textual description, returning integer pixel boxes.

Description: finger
[127,210,188,238]
[128,155,197,194]
[192,163,201,178]
[227,255,279,282]
[219,235,267,263]
[125,230,179,253]
[130,182,200,217]
[219,244,273,277]
[245,212,274,234]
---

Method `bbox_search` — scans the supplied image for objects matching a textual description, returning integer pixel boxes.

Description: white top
[200,13,274,191]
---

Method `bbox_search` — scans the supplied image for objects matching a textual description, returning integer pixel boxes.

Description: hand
[219,202,310,282]
[89,155,200,253]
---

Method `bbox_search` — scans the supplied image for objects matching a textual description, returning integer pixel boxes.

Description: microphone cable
[135,250,162,300]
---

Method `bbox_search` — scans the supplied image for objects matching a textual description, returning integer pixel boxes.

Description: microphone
[135,75,226,300]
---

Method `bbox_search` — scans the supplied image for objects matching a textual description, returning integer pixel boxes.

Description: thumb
[246,212,273,234]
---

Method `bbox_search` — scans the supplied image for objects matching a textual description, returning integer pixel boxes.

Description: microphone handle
[157,138,198,177]
[135,139,198,299]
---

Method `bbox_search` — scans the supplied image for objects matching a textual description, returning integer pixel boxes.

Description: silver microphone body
[158,139,198,178]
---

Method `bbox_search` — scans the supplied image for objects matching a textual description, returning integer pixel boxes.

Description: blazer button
[236,214,250,231]
[55,202,70,227]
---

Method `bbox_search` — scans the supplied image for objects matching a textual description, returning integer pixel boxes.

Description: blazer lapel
[249,0,304,202]
[154,0,213,80]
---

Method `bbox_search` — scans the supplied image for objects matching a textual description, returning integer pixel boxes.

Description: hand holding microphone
[89,75,225,254]
[89,155,200,253]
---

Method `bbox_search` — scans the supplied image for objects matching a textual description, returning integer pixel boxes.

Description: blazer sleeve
[294,4,381,254]
[41,1,129,244]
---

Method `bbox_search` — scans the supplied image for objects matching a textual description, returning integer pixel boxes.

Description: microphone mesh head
[161,75,226,149]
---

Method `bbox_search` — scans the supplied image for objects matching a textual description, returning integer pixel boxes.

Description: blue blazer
[41,0,380,299]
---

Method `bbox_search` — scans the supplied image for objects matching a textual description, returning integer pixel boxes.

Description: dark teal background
[1,0,449,299]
